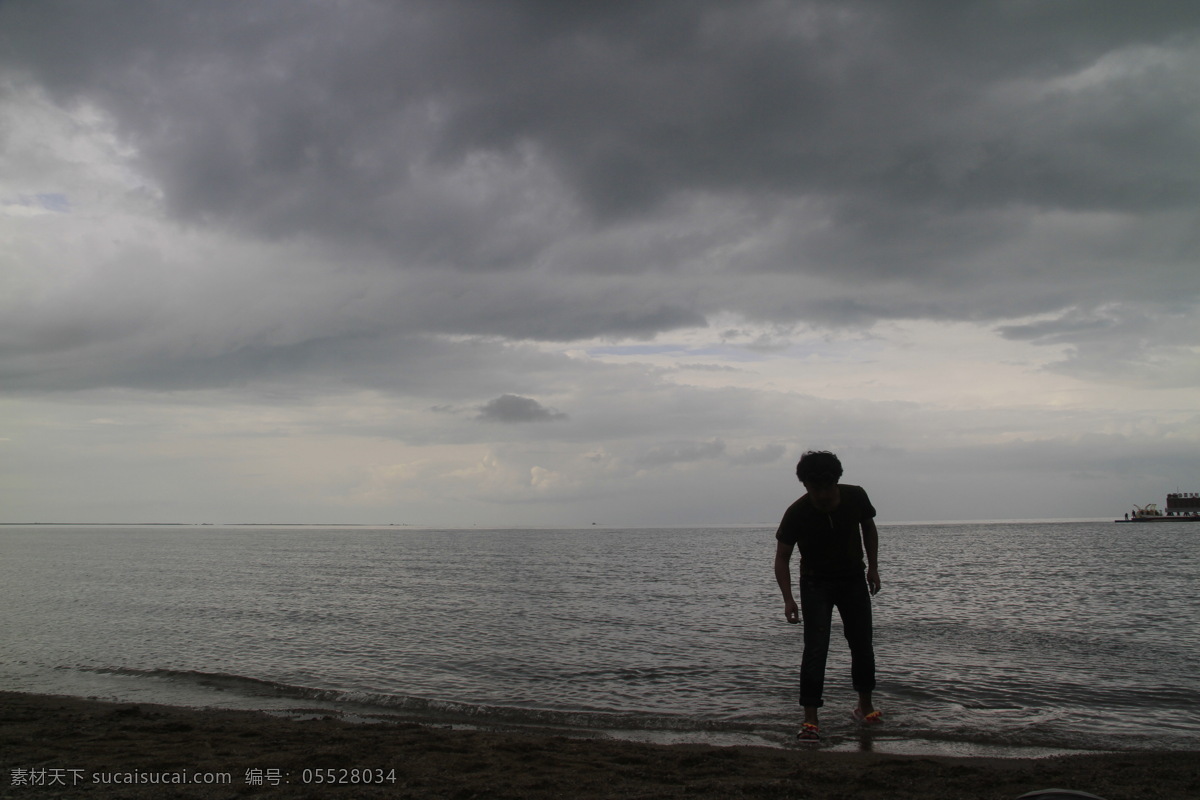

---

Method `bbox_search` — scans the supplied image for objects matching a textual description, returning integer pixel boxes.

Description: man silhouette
[773,450,881,741]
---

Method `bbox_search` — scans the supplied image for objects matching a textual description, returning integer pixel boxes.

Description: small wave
[75,666,779,739]
[78,666,348,702]
[50,664,1194,754]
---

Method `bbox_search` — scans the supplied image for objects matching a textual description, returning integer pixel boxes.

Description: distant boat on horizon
[1116,491,1200,522]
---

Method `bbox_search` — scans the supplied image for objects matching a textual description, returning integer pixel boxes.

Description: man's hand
[784,598,799,623]
[866,567,881,596]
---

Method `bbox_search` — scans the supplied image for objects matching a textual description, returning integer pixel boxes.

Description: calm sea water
[1,523,1197,755]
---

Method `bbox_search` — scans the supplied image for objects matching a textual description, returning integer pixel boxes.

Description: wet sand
[2,691,1197,799]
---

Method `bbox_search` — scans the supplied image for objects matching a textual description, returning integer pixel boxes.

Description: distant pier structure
[1121,491,1200,522]
[1166,492,1200,517]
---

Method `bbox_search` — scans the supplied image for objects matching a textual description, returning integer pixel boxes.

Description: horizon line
[0,518,1116,528]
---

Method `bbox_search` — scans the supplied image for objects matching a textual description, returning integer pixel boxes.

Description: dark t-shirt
[775,484,876,577]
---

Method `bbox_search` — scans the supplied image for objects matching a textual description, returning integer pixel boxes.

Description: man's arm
[774,539,800,623]
[861,518,880,595]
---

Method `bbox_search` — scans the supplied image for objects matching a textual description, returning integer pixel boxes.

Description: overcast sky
[2,1,1198,525]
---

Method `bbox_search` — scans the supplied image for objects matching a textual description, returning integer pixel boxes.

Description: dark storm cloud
[2,0,1198,377]
[7,2,1197,220]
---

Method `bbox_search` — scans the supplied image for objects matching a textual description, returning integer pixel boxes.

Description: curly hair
[795,450,843,484]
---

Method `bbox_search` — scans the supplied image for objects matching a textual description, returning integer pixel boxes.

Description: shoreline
[4,691,1198,799]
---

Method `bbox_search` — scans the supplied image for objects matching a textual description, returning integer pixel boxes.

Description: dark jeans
[799,573,876,708]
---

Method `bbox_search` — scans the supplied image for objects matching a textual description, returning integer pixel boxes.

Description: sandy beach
[2,692,1197,799]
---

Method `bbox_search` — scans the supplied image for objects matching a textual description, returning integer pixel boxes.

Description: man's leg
[836,576,877,713]
[799,577,834,721]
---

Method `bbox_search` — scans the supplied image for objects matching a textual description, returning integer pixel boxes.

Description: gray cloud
[993,302,1200,388]
[477,394,568,424]
[729,443,787,467]
[636,438,726,468]
[997,308,1125,344]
